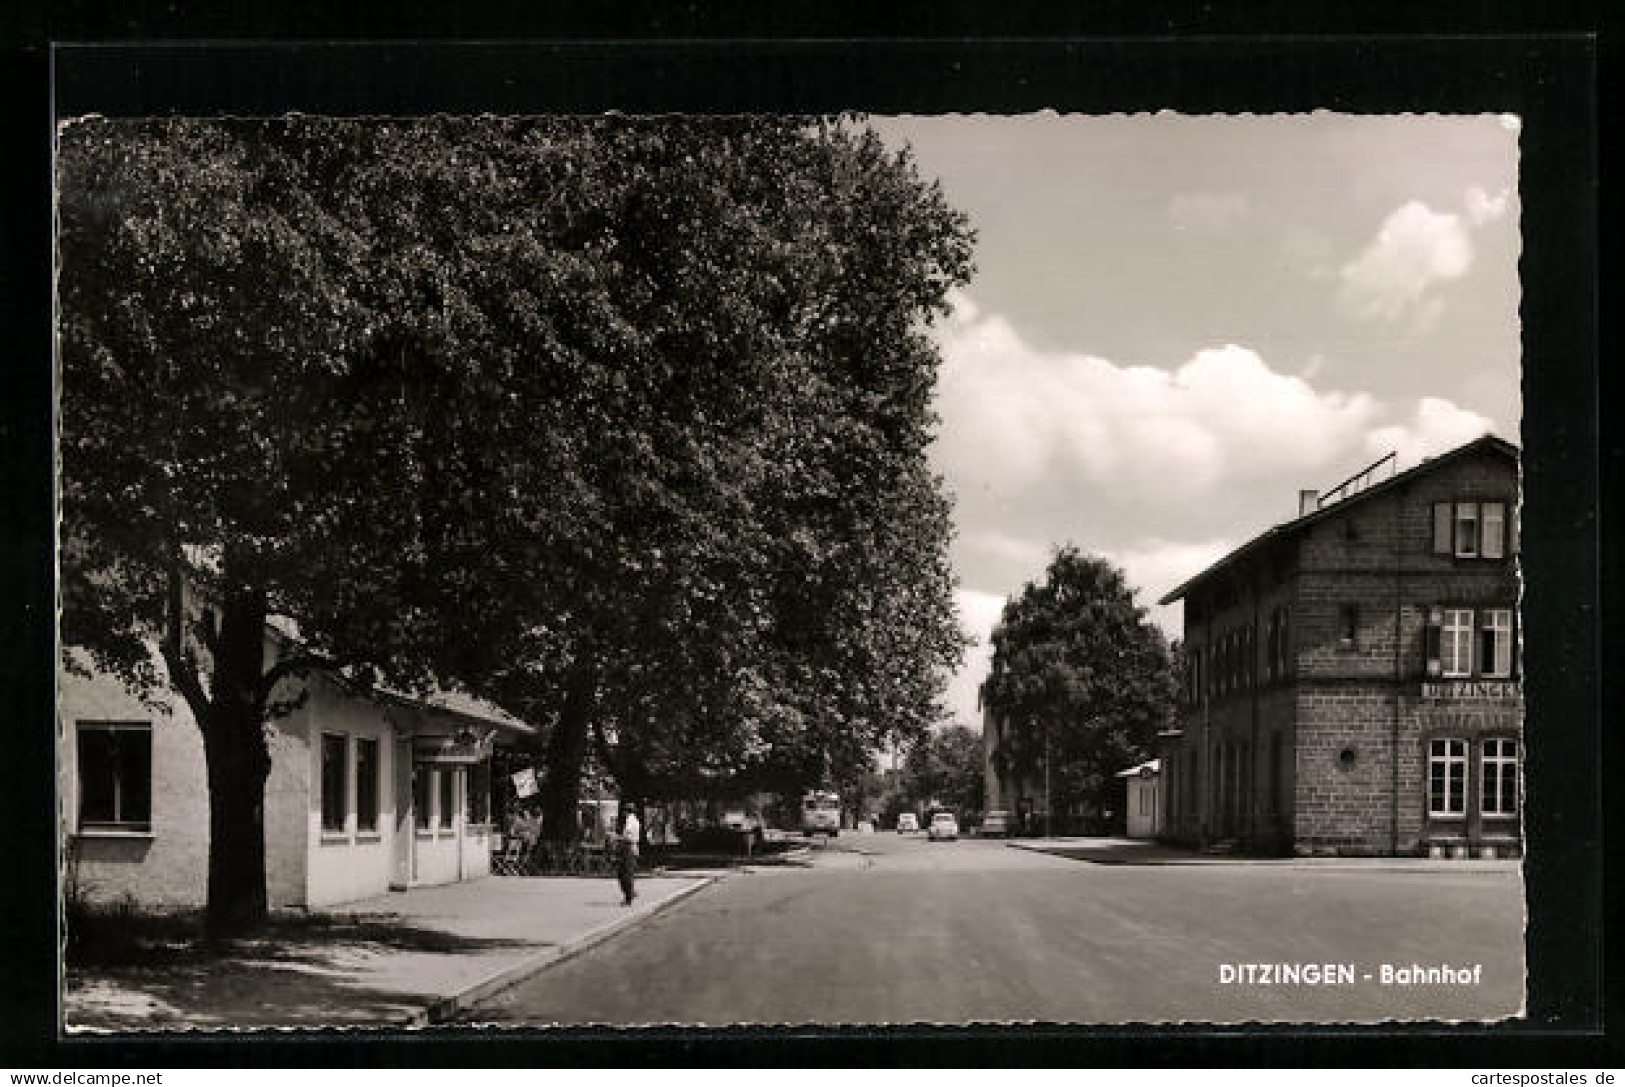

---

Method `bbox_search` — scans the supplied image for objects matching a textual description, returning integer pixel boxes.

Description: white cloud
[933,301,1382,514]
[942,588,1007,729]
[1338,200,1473,325]
[1365,396,1494,465]
[1465,185,1512,226]
[930,292,1505,714]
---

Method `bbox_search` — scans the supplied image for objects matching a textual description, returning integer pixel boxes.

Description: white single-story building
[60,631,532,911]
[1116,759,1163,839]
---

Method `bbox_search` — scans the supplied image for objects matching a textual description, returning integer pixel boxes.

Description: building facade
[60,632,532,910]
[1157,434,1522,858]
[1117,759,1163,839]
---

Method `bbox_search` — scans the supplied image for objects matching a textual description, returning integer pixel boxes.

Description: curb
[1006,840,1522,871]
[404,875,719,1026]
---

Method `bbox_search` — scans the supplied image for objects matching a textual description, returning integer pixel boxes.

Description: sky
[868,112,1523,733]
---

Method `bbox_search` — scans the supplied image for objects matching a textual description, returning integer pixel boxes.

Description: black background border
[2,4,1612,1070]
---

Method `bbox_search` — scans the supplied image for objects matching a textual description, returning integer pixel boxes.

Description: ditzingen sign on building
[1418,680,1521,701]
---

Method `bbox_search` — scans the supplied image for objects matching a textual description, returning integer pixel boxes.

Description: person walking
[615,805,641,906]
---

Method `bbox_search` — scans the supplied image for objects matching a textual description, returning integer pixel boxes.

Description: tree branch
[254,652,327,713]
[160,639,213,728]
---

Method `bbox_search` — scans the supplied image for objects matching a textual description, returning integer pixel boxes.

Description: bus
[801,790,841,837]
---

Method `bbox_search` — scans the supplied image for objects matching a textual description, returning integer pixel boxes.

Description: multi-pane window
[1481,739,1519,816]
[1428,739,1467,817]
[355,737,380,833]
[1479,609,1514,678]
[1440,609,1474,677]
[320,733,348,833]
[77,723,152,832]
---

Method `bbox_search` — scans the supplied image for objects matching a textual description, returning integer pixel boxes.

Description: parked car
[896,813,919,834]
[980,810,1012,838]
[927,812,959,841]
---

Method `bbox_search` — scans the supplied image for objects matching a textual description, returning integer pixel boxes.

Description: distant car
[980,810,1012,838]
[896,813,919,834]
[927,812,959,841]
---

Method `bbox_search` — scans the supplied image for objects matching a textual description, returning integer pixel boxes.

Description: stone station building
[1156,434,1522,858]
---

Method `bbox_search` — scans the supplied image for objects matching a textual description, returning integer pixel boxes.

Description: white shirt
[622,813,641,853]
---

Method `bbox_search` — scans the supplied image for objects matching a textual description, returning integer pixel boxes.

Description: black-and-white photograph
[55,107,1528,1031]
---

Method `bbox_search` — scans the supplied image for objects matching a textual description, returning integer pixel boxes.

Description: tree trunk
[539,673,592,844]
[202,556,273,939]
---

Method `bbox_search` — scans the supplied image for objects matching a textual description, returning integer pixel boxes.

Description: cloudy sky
[868,112,1522,732]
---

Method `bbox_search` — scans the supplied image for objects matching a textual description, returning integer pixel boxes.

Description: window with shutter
[1482,502,1505,559]
[1432,502,1453,555]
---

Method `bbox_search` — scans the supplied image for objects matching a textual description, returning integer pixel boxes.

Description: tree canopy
[900,724,985,816]
[980,548,1176,818]
[57,116,974,928]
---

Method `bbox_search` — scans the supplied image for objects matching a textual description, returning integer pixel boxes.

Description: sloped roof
[264,615,533,733]
[1157,433,1519,606]
[1115,759,1161,778]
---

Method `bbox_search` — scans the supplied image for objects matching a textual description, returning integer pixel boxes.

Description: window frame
[1440,608,1474,678]
[1479,608,1515,678]
[320,732,349,835]
[437,766,459,834]
[1338,603,1359,648]
[1428,738,1468,819]
[1453,502,1480,558]
[75,721,153,835]
[355,736,381,834]
[1480,738,1520,817]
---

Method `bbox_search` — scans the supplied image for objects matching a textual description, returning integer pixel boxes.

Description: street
[464,833,1525,1026]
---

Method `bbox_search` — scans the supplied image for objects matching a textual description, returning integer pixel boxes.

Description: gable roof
[1157,433,1519,606]
[264,615,533,733]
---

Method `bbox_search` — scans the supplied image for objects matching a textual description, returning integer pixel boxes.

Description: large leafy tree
[900,725,985,816]
[59,116,973,929]
[980,548,1177,824]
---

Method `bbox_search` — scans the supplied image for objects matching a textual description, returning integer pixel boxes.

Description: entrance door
[391,739,415,889]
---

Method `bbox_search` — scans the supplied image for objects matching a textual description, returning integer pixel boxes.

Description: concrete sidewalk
[63,873,716,1032]
[1006,836,1522,871]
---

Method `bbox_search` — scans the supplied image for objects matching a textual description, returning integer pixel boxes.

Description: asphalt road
[465,833,1525,1026]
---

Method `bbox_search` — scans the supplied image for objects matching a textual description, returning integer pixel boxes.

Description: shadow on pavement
[64,916,549,1031]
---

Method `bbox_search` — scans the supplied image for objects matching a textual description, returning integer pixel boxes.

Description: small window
[321,733,348,833]
[438,767,459,830]
[413,765,430,830]
[1432,502,1453,555]
[355,737,380,833]
[468,761,491,826]
[77,722,152,832]
[1454,502,1480,558]
[1441,608,1474,677]
[1338,604,1359,647]
[1480,608,1514,678]
[1482,502,1506,559]
[1428,738,1467,817]
[1481,739,1519,816]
